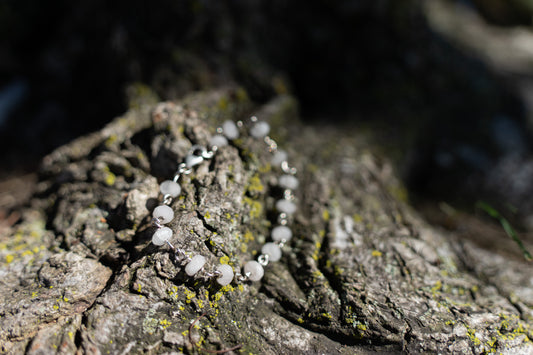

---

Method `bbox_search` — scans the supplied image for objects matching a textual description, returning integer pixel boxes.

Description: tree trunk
[1,88,532,354]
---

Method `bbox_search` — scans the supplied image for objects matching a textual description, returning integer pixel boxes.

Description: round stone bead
[272,225,292,242]
[222,120,239,140]
[160,180,181,197]
[209,134,228,149]
[185,255,206,276]
[261,242,282,262]
[279,174,299,190]
[216,264,234,286]
[250,121,270,138]
[275,199,297,215]
[152,227,172,246]
[244,260,264,282]
[271,150,288,166]
[153,205,174,224]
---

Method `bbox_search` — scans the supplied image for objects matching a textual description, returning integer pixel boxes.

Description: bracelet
[149,116,298,286]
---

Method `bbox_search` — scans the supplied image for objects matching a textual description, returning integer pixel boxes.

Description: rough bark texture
[1,88,532,354]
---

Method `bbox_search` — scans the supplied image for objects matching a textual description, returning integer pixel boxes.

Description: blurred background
[1,0,533,258]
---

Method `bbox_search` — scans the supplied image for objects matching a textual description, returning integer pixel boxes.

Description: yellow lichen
[159,319,172,330]
[311,270,323,282]
[104,167,116,186]
[431,280,442,294]
[243,197,263,219]
[218,97,229,111]
[184,289,196,304]
[466,326,481,346]
[322,209,330,222]
[5,254,14,264]
[259,163,271,173]
[247,174,264,194]
[243,230,254,243]
[371,250,382,257]
[21,250,33,257]
[105,135,118,148]
[311,241,322,261]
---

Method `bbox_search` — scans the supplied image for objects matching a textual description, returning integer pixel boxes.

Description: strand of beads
[150,116,298,285]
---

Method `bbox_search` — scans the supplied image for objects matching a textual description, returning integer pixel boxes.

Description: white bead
[272,225,292,242]
[271,150,288,166]
[160,180,181,197]
[222,120,239,140]
[250,121,270,138]
[275,199,297,215]
[216,264,234,286]
[185,154,204,168]
[244,260,264,281]
[209,134,228,148]
[153,205,174,224]
[152,227,172,246]
[279,174,299,190]
[185,255,206,276]
[261,242,282,262]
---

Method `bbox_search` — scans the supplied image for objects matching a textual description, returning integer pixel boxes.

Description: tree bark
[1,88,532,354]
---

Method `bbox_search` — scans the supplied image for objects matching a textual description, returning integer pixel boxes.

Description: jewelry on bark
[150,117,298,285]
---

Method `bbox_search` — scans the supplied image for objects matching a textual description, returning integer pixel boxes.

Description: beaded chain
[150,116,298,285]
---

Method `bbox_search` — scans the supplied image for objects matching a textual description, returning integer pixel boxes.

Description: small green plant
[476,201,532,261]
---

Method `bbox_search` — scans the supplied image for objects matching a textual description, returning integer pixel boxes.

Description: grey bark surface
[1,88,532,354]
